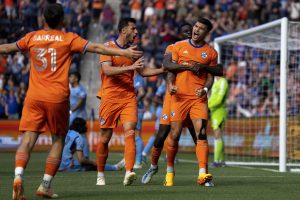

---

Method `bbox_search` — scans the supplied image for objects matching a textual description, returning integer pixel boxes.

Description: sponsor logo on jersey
[183,50,189,54]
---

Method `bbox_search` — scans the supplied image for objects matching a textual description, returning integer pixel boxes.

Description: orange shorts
[19,98,69,135]
[160,93,196,128]
[99,100,137,128]
[170,96,208,122]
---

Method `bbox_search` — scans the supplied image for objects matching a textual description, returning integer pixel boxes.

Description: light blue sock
[104,164,117,171]
[143,135,156,156]
[135,136,144,164]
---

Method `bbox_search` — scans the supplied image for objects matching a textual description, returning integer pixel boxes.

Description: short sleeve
[164,44,173,56]
[209,49,218,66]
[16,32,35,51]
[74,136,84,151]
[171,43,179,63]
[69,33,89,54]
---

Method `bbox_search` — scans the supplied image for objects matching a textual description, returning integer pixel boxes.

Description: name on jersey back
[33,35,63,42]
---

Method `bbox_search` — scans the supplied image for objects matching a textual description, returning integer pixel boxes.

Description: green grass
[1,152,300,200]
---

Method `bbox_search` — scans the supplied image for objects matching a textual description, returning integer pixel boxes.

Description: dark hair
[69,71,81,82]
[44,3,64,29]
[178,23,192,34]
[197,17,213,32]
[118,17,137,33]
[70,118,87,134]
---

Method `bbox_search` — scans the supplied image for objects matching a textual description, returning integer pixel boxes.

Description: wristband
[203,87,208,93]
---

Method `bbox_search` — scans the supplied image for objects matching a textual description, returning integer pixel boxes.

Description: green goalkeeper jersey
[208,77,229,114]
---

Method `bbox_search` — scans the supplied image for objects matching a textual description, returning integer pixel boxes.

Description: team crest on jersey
[170,112,175,118]
[162,114,168,120]
[100,118,106,125]
[201,52,208,58]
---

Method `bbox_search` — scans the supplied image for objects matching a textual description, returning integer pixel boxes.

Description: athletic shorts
[170,96,208,122]
[160,92,171,125]
[99,100,137,128]
[19,98,69,135]
[211,109,226,131]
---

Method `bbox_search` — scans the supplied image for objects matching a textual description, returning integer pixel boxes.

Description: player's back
[17,29,88,103]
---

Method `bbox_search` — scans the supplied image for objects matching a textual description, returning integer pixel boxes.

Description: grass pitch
[1,152,300,200]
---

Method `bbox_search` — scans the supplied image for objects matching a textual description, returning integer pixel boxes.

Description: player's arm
[163,53,192,72]
[166,72,178,95]
[208,79,229,110]
[136,86,145,102]
[75,150,96,166]
[86,43,143,59]
[196,73,214,98]
[102,57,144,76]
[0,43,20,54]
[192,63,224,76]
[136,66,165,77]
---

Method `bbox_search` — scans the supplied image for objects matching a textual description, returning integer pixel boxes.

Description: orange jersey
[165,44,174,55]
[16,30,89,103]
[99,40,135,102]
[172,39,217,99]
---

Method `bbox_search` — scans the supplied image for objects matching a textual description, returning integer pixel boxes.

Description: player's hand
[195,87,207,98]
[131,57,144,70]
[126,45,143,59]
[168,83,178,95]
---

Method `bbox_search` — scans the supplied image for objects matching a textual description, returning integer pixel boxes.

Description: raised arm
[86,43,143,59]
[102,57,144,76]
[0,43,20,54]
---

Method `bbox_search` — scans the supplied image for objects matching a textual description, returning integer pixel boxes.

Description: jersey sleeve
[164,44,173,55]
[208,78,228,110]
[171,43,179,63]
[69,33,89,54]
[74,135,84,151]
[16,32,35,51]
[209,48,218,66]
[99,42,112,63]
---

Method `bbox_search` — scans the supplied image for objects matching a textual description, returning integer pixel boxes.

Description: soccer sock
[166,136,178,173]
[104,164,117,171]
[135,136,144,165]
[15,151,29,177]
[196,140,209,174]
[143,135,156,156]
[124,130,136,172]
[151,147,162,167]
[215,138,225,162]
[43,156,60,188]
[96,136,110,172]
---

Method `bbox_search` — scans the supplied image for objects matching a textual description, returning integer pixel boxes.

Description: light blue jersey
[59,130,84,171]
[134,75,145,130]
[70,84,87,124]
[155,83,166,130]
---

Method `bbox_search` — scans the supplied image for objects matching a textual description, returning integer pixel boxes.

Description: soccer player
[59,118,125,172]
[69,72,87,125]
[142,23,223,184]
[208,66,235,167]
[133,73,146,169]
[96,17,165,186]
[0,3,142,200]
[163,17,217,187]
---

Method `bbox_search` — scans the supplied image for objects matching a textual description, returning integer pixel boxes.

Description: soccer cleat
[204,181,215,187]
[164,172,174,187]
[36,184,58,198]
[13,177,26,200]
[210,162,220,168]
[141,166,158,184]
[123,172,137,186]
[197,173,213,185]
[96,176,106,186]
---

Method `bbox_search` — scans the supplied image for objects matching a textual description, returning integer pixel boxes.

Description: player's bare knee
[197,119,207,140]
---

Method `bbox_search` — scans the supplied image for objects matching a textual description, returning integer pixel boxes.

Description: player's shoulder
[174,39,189,47]
[205,43,218,54]
[103,40,116,48]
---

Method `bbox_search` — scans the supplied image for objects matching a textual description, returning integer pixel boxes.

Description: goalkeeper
[208,66,235,167]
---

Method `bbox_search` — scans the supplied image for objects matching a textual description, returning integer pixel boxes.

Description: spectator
[100,3,115,33]
[5,89,19,119]
[130,0,142,21]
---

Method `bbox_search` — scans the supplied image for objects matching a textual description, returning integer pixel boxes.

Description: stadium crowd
[1,0,300,119]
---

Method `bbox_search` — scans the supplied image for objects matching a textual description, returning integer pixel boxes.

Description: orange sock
[124,130,135,171]
[166,136,178,168]
[196,140,209,172]
[15,152,29,169]
[45,156,61,176]
[96,136,110,172]
[151,147,162,166]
